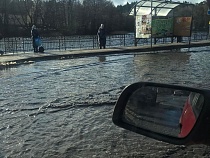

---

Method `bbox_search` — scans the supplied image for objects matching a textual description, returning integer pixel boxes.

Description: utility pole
[150,0,152,48]
[3,0,9,37]
[134,3,137,46]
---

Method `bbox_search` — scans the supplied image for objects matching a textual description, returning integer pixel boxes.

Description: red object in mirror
[179,98,196,138]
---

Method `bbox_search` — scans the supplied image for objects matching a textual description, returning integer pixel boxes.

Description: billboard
[135,16,192,38]
[173,17,192,37]
[207,0,210,14]
[207,0,210,7]
[152,18,173,38]
[136,15,151,38]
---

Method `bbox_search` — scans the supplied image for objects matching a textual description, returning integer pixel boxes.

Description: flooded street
[1,47,210,157]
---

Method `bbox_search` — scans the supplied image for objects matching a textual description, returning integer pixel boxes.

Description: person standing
[31,25,39,53]
[0,33,3,40]
[97,24,106,49]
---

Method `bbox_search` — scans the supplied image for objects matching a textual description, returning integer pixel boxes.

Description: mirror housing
[113,82,210,145]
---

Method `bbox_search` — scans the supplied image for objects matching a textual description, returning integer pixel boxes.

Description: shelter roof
[129,0,190,16]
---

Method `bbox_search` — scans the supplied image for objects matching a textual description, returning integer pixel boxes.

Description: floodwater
[1,47,210,157]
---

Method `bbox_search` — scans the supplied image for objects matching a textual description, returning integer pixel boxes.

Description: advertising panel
[152,18,173,38]
[207,0,210,14]
[136,15,151,38]
[174,17,192,37]
[208,0,210,7]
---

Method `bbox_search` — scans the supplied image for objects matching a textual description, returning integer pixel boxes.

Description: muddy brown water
[1,47,210,157]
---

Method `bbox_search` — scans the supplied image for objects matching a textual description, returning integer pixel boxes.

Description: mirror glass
[122,86,204,138]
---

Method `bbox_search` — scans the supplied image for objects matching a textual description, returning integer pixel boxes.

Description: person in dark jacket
[31,25,39,52]
[97,24,106,49]
[0,33,3,40]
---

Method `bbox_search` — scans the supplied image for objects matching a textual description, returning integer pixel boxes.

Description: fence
[0,32,209,54]
[0,35,135,54]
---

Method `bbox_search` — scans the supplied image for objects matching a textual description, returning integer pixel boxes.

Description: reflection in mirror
[122,86,204,138]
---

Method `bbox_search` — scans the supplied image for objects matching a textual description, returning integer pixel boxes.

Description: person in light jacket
[31,25,39,53]
[97,24,106,49]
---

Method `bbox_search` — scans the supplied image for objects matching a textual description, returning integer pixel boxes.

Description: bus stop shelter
[130,0,182,17]
[129,0,193,46]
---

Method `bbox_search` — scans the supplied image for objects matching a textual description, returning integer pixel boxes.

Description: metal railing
[0,32,209,54]
[0,34,135,54]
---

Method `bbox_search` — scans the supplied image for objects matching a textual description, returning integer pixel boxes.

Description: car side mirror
[113,82,210,145]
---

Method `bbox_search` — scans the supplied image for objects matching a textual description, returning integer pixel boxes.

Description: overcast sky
[112,0,205,6]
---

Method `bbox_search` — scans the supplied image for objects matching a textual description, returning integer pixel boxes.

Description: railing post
[4,38,6,54]
[22,37,25,53]
[12,39,14,54]
[59,39,60,50]
[64,36,66,51]
[79,36,81,49]
[123,34,125,46]
[109,35,111,48]
[93,36,95,49]
[15,38,18,54]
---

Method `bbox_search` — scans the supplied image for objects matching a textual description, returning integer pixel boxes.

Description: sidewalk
[0,40,210,69]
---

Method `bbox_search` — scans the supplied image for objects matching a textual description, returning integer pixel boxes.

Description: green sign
[152,19,173,37]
